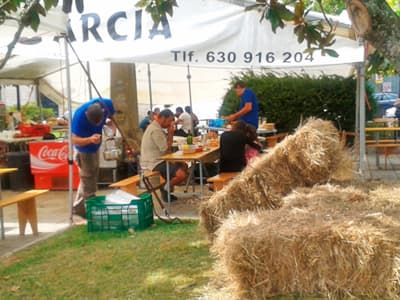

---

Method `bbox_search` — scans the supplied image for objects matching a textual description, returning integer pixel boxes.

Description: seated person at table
[174,106,192,137]
[140,109,188,202]
[139,110,154,132]
[219,121,261,172]
[245,123,263,163]
[185,106,200,136]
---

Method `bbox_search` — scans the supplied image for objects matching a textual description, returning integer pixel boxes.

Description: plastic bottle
[186,130,193,145]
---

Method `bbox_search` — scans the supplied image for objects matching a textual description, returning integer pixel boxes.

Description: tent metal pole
[147,64,153,110]
[15,85,21,111]
[36,83,44,122]
[64,35,74,225]
[186,64,194,134]
[87,61,93,99]
[35,82,40,107]
[355,65,360,137]
[358,62,367,174]
[355,63,360,173]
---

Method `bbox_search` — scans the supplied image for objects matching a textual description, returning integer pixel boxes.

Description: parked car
[372,93,398,117]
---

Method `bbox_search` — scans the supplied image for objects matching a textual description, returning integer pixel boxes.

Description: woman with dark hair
[219,121,261,172]
[245,124,263,163]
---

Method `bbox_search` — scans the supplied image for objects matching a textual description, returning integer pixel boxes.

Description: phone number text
[171,50,314,64]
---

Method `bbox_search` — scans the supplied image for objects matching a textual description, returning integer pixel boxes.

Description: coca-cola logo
[38,145,68,161]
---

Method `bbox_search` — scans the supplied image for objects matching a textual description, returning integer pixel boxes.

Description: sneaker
[72,201,86,219]
[160,189,178,203]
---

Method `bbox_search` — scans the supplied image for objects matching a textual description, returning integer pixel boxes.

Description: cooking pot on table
[103,137,122,161]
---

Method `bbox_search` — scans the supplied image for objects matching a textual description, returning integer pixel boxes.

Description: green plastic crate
[86,193,154,232]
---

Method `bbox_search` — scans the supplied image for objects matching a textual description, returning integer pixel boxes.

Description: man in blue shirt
[139,110,154,132]
[224,80,259,128]
[71,98,115,218]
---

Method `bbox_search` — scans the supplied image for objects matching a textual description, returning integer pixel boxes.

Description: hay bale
[200,118,352,238]
[212,184,400,299]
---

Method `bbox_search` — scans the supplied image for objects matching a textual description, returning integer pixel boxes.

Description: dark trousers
[73,151,99,208]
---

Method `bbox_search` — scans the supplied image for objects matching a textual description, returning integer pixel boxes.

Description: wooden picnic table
[159,146,219,212]
[365,127,400,168]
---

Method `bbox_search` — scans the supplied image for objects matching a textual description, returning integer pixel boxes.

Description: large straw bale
[212,184,400,299]
[200,118,352,238]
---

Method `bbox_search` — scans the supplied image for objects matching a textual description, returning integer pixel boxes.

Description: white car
[373,92,398,117]
[385,107,397,118]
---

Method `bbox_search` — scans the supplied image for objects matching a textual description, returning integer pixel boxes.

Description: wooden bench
[0,189,49,238]
[207,172,240,191]
[367,143,400,168]
[366,139,399,144]
[109,171,165,195]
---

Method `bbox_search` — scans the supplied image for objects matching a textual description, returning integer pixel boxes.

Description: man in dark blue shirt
[139,110,154,132]
[71,98,115,218]
[224,80,259,128]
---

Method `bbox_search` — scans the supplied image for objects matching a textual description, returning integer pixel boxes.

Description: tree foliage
[135,0,178,27]
[0,0,59,69]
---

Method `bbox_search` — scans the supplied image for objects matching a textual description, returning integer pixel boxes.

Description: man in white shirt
[174,107,192,137]
[140,109,187,202]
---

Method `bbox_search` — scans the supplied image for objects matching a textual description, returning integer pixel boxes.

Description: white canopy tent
[0,0,365,121]
[1,0,365,113]
[0,0,368,221]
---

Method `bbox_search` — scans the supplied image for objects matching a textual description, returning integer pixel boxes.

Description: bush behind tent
[219,71,376,133]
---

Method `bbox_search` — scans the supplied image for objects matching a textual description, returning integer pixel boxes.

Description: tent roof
[0,0,363,110]
[0,0,362,83]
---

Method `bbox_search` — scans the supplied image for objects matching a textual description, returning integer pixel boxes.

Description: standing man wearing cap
[71,98,115,218]
[223,80,259,128]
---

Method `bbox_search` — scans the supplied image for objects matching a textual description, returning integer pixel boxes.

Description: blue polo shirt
[72,98,115,153]
[239,88,259,128]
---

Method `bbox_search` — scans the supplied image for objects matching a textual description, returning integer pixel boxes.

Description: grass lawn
[0,220,214,300]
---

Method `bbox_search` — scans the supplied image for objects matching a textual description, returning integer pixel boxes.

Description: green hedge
[219,71,376,133]
[8,103,55,121]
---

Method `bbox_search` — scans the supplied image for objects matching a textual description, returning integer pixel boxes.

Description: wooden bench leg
[385,149,388,169]
[17,198,38,236]
[214,182,225,191]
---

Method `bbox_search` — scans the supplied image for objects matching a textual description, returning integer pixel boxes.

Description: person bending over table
[219,121,262,172]
[223,80,260,129]
[72,98,115,218]
[140,109,188,202]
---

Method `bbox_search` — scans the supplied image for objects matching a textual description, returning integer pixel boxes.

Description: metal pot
[103,137,122,161]
[103,148,121,161]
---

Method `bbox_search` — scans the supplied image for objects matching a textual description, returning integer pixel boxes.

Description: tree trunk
[348,0,400,73]
[110,63,142,152]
